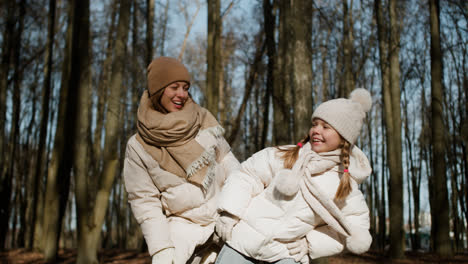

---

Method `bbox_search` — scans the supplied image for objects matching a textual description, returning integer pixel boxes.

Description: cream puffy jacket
[218,145,372,262]
[123,131,240,264]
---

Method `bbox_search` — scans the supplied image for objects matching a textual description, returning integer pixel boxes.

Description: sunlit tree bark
[292,0,313,142]
[206,0,221,115]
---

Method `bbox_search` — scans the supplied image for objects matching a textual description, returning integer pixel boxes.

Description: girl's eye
[183,86,189,91]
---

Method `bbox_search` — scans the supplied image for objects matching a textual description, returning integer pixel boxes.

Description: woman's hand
[152,248,174,264]
[215,212,239,242]
[287,237,309,264]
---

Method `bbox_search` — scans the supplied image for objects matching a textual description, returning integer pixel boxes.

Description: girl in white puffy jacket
[215,89,373,264]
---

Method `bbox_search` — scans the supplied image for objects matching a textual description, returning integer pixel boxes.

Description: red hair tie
[297,142,303,148]
[343,169,349,173]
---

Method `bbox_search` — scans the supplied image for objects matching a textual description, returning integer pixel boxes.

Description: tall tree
[146,0,154,65]
[206,0,221,115]
[42,0,83,259]
[261,0,275,148]
[291,0,313,142]
[92,0,118,174]
[428,0,452,256]
[340,0,355,97]
[75,0,131,262]
[2,0,26,249]
[71,0,92,261]
[274,0,293,145]
[0,0,17,249]
[158,0,170,56]
[0,0,16,172]
[375,0,405,258]
[30,0,56,250]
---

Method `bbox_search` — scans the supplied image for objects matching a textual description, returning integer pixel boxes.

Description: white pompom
[275,169,300,196]
[349,88,372,113]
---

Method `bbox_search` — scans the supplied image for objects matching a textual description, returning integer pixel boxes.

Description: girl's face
[309,118,343,153]
[160,81,190,112]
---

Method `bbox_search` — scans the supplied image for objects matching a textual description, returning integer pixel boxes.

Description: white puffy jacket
[123,130,240,264]
[218,145,372,262]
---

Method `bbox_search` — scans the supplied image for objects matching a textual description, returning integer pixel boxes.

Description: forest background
[0,0,467,263]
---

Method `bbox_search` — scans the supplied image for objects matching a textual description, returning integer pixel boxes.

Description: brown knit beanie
[147,57,191,97]
[311,88,372,145]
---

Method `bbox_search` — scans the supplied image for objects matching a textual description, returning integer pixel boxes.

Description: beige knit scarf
[136,92,228,189]
[291,143,366,238]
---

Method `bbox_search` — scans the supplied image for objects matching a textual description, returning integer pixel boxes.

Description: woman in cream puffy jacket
[123,57,240,264]
[216,89,373,263]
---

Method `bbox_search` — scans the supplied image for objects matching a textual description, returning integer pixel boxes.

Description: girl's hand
[152,248,174,264]
[287,237,309,264]
[215,212,239,242]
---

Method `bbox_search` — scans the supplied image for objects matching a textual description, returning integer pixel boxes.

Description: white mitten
[152,248,175,264]
[287,237,309,264]
[345,227,372,254]
[215,212,239,242]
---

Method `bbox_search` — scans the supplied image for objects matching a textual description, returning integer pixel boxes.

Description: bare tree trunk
[146,0,154,65]
[321,30,331,101]
[19,69,41,248]
[8,1,26,248]
[375,0,404,257]
[206,0,221,115]
[274,0,293,145]
[131,0,142,130]
[341,0,354,97]
[42,0,82,259]
[128,2,144,248]
[0,0,16,173]
[71,0,92,260]
[30,0,56,250]
[388,0,404,257]
[260,0,275,148]
[75,0,131,262]
[429,0,452,256]
[379,114,387,251]
[287,0,313,143]
[0,0,16,249]
[93,0,117,173]
[403,87,419,250]
[0,0,25,250]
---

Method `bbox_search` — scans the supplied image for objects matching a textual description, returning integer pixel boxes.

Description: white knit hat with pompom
[311,88,372,144]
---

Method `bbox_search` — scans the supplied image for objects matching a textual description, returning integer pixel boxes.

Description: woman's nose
[175,87,187,97]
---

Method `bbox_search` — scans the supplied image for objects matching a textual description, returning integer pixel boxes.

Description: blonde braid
[276,135,310,169]
[335,140,352,200]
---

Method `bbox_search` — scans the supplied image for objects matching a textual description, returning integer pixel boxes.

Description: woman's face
[160,81,190,112]
[309,118,342,153]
